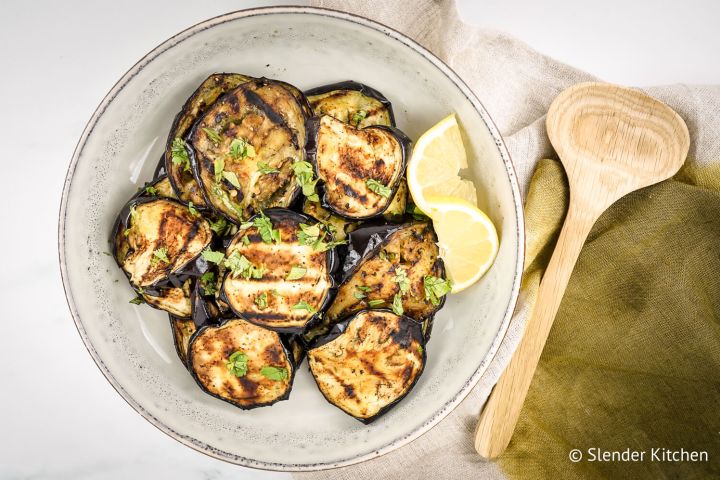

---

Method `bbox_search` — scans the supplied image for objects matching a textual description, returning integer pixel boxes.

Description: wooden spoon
[474,82,690,459]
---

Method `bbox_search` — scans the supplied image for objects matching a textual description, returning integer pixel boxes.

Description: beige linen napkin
[297,1,720,478]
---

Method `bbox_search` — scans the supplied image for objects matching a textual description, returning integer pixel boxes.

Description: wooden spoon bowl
[474,82,689,459]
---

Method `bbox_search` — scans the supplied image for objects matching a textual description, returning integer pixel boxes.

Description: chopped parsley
[201,248,225,264]
[224,250,265,279]
[297,223,346,252]
[286,265,307,281]
[202,127,222,144]
[291,160,319,202]
[226,350,248,377]
[187,202,200,217]
[292,301,316,314]
[129,296,144,305]
[257,162,279,175]
[354,285,372,300]
[145,185,158,196]
[151,247,170,266]
[394,267,410,295]
[251,211,281,244]
[368,299,385,307]
[366,179,392,198]
[229,138,256,160]
[406,202,429,220]
[351,109,368,126]
[260,366,288,381]
[254,292,269,310]
[199,271,217,295]
[214,157,225,183]
[170,138,191,172]
[241,235,250,246]
[392,293,404,316]
[222,171,241,189]
[423,276,452,306]
[209,216,230,236]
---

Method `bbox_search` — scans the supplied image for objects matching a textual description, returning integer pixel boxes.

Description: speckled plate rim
[58,6,525,472]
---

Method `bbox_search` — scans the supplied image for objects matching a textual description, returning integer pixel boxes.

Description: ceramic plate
[59,7,523,470]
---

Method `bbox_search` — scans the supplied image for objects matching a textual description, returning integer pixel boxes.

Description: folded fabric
[298,1,720,478]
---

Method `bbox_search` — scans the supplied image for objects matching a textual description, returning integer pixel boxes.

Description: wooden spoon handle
[475,203,597,459]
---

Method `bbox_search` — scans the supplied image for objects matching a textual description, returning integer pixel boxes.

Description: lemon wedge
[407,113,478,214]
[424,196,499,293]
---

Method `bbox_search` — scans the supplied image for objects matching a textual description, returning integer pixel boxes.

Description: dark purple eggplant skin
[187,78,308,224]
[110,196,211,296]
[153,155,166,179]
[304,80,396,127]
[219,208,341,334]
[187,318,297,410]
[307,309,426,424]
[304,116,412,221]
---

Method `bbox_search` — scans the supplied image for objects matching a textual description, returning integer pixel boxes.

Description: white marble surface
[0,1,716,479]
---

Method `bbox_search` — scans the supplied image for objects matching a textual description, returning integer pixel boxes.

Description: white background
[0,1,716,479]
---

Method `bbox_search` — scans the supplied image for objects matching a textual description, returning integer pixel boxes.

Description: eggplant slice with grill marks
[306,115,410,220]
[221,209,338,333]
[165,73,255,206]
[305,81,395,128]
[142,279,193,318]
[326,222,446,325]
[190,79,307,223]
[112,197,213,289]
[170,315,197,367]
[308,309,425,423]
[189,318,295,409]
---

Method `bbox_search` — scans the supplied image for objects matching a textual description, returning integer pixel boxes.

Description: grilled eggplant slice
[112,197,213,288]
[142,279,193,318]
[190,79,307,223]
[221,209,338,333]
[308,310,425,423]
[165,73,254,205]
[305,81,395,128]
[302,199,360,242]
[326,222,446,324]
[189,318,295,409]
[306,115,409,220]
[170,316,196,367]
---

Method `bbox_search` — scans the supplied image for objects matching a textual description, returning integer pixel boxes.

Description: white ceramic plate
[59,7,523,471]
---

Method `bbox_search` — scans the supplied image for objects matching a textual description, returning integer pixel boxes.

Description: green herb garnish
[423,276,452,306]
[260,366,288,381]
[297,223,346,252]
[222,171,241,189]
[353,285,372,300]
[241,235,250,246]
[214,157,225,183]
[129,296,144,305]
[229,138,256,160]
[255,292,269,310]
[199,271,217,295]
[257,162,279,175]
[226,351,248,377]
[224,250,265,279]
[171,138,191,172]
[253,211,281,244]
[203,127,222,144]
[201,248,225,264]
[210,183,244,220]
[351,110,368,126]
[394,267,410,295]
[366,179,392,198]
[286,265,307,281]
[209,216,230,236]
[406,202,429,220]
[368,299,385,307]
[392,293,404,316]
[291,160,319,202]
[151,247,170,266]
[188,202,200,217]
[292,301,316,313]
[145,185,158,196]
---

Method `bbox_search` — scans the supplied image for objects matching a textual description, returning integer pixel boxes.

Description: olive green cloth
[300,1,720,478]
